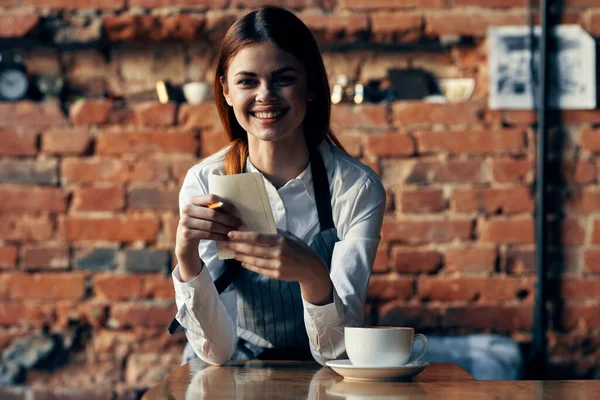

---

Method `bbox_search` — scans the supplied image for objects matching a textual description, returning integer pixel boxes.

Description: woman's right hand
[175,194,243,261]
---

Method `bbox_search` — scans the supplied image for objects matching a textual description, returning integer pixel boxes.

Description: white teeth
[254,111,283,119]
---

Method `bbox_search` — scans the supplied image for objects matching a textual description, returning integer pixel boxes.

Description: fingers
[233,253,281,270]
[181,216,236,236]
[239,262,282,280]
[182,202,242,230]
[227,231,284,245]
[177,223,229,242]
[224,241,282,258]
[190,194,242,219]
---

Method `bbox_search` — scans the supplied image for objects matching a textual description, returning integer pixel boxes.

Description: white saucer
[325,360,429,382]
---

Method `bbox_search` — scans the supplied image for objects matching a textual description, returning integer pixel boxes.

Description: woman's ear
[220,76,233,106]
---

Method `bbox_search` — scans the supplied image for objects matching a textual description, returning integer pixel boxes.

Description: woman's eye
[274,76,296,85]
[238,79,258,86]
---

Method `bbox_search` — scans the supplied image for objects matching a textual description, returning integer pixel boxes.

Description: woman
[171,6,386,366]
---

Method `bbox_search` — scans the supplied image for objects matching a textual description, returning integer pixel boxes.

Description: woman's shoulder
[326,142,382,189]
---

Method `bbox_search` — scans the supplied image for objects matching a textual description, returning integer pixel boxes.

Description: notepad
[208,172,277,260]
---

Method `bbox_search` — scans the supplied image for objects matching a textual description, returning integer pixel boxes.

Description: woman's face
[221,42,310,144]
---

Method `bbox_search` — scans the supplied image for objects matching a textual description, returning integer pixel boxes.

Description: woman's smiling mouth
[249,108,288,123]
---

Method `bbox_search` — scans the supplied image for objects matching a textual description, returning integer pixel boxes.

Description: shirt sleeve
[302,175,386,366]
[171,168,238,365]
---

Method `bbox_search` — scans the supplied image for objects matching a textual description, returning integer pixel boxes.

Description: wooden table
[142,360,600,399]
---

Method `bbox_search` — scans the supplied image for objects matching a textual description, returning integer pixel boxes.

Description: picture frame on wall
[488,24,596,110]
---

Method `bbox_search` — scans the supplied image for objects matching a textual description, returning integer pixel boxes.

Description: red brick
[143,275,175,299]
[416,129,525,154]
[371,13,423,42]
[129,0,225,7]
[445,246,497,274]
[584,249,600,274]
[110,302,176,328]
[443,306,533,330]
[131,158,172,183]
[390,247,442,273]
[21,244,69,271]
[131,102,176,127]
[0,216,54,241]
[451,0,526,6]
[0,246,18,269]
[64,217,159,242]
[72,186,125,212]
[397,189,445,213]
[451,188,534,214]
[42,128,92,155]
[407,160,483,184]
[0,186,66,213]
[94,274,145,300]
[0,129,37,156]
[92,329,138,356]
[334,132,362,157]
[381,218,473,244]
[580,129,600,153]
[589,10,600,36]
[21,0,125,9]
[559,110,600,124]
[572,161,595,185]
[550,220,585,246]
[372,245,389,273]
[367,274,414,301]
[561,278,600,301]
[479,218,534,244]
[0,12,39,38]
[7,273,86,300]
[96,130,198,155]
[178,103,222,131]
[418,276,531,302]
[567,188,600,215]
[0,0,19,7]
[104,13,206,42]
[562,306,600,331]
[331,104,389,130]
[393,101,483,127]
[590,220,600,244]
[62,158,127,183]
[0,101,66,127]
[364,133,414,157]
[55,301,108,329]
[502,110,537,126]
[504,246,581,275]
[342,0,446,8]
[69,99,113,125]
[0,302,54,327]
[127,187,179,210]
[378,303,441,329]
[200,130,230,157]
[491,158,533,183]
[299,12,369,42]
[425,10,527,37]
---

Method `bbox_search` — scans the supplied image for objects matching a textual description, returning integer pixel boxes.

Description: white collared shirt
[172,140,386,365]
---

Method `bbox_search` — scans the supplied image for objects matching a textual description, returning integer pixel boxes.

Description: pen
[208,202,224,209]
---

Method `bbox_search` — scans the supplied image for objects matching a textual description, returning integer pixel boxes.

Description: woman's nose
[255,82,278,103]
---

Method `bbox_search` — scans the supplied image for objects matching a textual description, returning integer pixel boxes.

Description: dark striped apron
[171,146,339,363]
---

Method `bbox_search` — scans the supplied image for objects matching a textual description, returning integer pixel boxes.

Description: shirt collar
[244,140,333,195]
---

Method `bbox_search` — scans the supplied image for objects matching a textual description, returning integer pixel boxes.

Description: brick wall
[1,0,600,395]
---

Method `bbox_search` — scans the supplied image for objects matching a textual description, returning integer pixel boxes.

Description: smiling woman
[170,6,386,367]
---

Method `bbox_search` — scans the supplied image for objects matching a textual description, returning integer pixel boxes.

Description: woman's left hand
[224,229,327,285]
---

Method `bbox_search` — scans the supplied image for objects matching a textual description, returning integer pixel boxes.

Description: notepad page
[208,172,277,260]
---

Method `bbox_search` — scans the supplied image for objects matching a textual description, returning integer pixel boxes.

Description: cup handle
[408,334,429,364]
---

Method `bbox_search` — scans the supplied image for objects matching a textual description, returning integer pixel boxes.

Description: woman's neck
[247,132,309,189]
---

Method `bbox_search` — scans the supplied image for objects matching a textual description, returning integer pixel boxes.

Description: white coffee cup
[345,326,429,368]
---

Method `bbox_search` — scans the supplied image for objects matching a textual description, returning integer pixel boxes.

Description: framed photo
[488,25,596,110]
